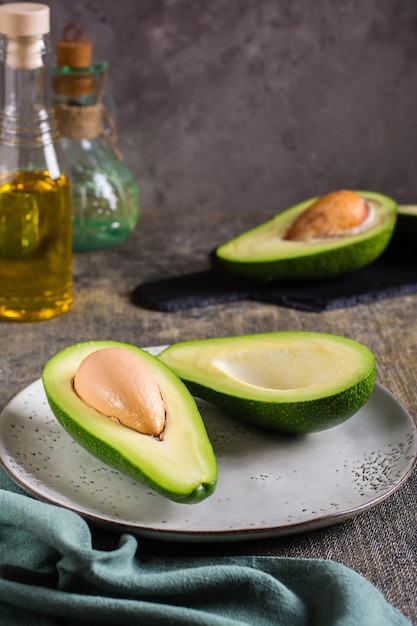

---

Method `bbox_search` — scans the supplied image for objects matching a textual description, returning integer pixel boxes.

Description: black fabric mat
[131,240,417,313]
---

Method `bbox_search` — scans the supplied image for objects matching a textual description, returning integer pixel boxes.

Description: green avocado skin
[42,341,218,505]
[173,370,375,434]
[216,191,397,281]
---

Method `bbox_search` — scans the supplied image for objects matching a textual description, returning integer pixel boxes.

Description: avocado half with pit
[42,340,218,504]
[158,332,375,434]
[215,190,397,281]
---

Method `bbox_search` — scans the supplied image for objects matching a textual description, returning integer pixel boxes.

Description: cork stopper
[0,3,50,37]
[56,24,92,68]
[0,3,50,70]
[53,24,96,97]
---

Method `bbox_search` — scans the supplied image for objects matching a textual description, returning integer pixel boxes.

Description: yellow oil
[0,170,73,321]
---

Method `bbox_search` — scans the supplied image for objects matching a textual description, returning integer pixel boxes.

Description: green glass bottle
[51,25,139,251]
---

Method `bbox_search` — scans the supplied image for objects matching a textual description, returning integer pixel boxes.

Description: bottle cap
[53,24,96,97]
[56,24,92,68]
[0,3,50,37]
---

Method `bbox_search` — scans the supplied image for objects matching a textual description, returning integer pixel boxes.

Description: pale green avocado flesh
[42,341,218,504]
[158,332,375,434]
[215,191,397,280]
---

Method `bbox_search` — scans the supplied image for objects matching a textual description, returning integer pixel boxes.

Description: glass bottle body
[62,134,139,251]
[52,63,139,251]
[0,32,72,321]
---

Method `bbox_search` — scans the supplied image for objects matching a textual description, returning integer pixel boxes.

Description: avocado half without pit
[392,205,417,244]
[215,190,397,281]
[42,341,218,504]
[158,332,375,434]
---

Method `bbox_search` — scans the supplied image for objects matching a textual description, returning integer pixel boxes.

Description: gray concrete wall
[8,0,417,213]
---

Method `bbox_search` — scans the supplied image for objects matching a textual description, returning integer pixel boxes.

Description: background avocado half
[42,341,218,504]
[158,332,375,434]
[215,191,397,281]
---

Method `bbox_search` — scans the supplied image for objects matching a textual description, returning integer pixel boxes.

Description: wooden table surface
[1,208,416,624]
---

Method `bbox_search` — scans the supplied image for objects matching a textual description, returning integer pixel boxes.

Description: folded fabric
[131,239,417,313]
[0,482,411,626]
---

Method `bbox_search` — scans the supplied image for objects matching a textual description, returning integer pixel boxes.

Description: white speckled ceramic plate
[0,346,416,542]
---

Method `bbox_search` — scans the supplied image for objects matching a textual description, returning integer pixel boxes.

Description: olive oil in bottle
[0,171,72,321]
[0,3,73,321]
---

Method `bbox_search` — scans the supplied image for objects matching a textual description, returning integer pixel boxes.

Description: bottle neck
[0,33,59,147]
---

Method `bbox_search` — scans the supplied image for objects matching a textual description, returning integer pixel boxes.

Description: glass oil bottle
[51,24,139,251]
[0,3,73,321]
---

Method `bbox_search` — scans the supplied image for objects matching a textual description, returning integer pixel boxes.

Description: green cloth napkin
[0,468,411,626]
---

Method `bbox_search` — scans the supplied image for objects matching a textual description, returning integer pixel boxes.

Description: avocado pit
[284,190,369,241]
[73,347,166,438]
